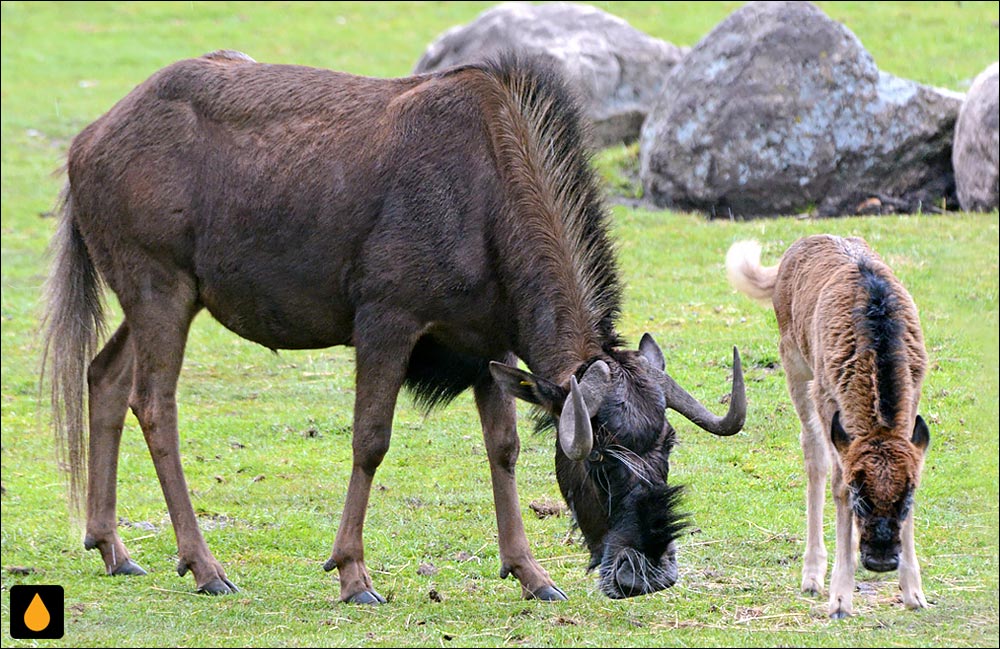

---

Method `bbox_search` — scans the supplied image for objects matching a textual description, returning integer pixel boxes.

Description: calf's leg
[898,512,928,609]
[780,342,828,596]
[828,462,856,618]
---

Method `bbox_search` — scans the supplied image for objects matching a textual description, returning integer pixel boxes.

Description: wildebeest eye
[588,449,604,463]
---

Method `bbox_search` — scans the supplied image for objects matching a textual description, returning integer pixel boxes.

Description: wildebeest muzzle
[859,516,901,572]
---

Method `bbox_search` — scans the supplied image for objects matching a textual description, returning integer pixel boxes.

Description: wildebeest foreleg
[324,316,414,604]
[127,291,237,595]
[899,511,928,609]
[828,462,857,618]
[474,370,567,601]
[83,322,146,577]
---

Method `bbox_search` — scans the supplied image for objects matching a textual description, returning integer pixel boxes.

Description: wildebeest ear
[489,361,565,411]
[911,414,930,452]
[639,333,665,371]
[830,411,852,453]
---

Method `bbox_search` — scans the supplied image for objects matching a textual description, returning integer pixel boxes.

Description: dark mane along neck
[855,260,914,430]
[469,54,623,380]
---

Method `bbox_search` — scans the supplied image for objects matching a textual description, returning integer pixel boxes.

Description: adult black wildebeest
[43,50,746,603]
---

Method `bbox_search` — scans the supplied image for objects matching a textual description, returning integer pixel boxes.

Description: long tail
[725,240,779,306]
[40,184,106,514]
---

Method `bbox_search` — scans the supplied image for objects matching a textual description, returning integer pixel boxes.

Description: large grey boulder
[953,62,999,212]
[639,1,963,218]
[413,1,687,147]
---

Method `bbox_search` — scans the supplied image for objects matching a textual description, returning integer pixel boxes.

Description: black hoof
[111,559,147,576]
[830,610,851,620]
[531,585,568,601]
[346,590,387,605]
[197,577,239,595]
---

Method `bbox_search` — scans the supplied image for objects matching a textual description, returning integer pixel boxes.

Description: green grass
[2,2,998,647]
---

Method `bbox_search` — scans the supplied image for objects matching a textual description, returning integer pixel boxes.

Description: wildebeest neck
[470,60,624,381]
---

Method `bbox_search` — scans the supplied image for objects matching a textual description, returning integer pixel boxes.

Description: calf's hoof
[800,576,823,597]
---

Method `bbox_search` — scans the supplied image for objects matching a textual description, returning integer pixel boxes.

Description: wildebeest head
[831,411,930,572]
[490,333,745,598]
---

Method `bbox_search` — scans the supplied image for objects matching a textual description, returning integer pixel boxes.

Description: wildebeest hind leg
[83,322,145,577]
[474,368,566,601]
[324,314,416,604]
[126,282,237,594]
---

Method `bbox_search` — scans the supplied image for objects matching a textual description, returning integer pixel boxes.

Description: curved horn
[558,360,610,460]
[661,347,746,436]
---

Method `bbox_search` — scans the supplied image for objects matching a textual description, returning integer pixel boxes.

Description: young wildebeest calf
[726,235,930,618]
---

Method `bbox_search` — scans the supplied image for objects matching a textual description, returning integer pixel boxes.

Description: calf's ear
[911,414,930,453]
[830,411,852,454]
[489,361,566,412]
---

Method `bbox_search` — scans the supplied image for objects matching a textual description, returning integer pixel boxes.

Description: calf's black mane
[856,260,905,428]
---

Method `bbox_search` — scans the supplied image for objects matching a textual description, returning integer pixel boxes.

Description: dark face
[489,333,746,599]
[555,350,687,598]
[849,474,914,572]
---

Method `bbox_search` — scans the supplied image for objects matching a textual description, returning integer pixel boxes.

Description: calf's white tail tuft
[725,240,779,306]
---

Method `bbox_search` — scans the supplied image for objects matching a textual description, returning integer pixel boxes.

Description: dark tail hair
[40,185,106,514]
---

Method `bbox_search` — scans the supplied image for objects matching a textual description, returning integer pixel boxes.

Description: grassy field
[2,2,998,647]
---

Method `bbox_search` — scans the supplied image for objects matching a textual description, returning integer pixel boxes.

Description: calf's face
[831,412,930,572]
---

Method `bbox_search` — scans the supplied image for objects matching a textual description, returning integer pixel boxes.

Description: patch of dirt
[6,565,34,575]
[529,497,567,518]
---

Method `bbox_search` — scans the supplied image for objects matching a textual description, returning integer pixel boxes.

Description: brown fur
[42,51,745,603]
[726,235,930,618]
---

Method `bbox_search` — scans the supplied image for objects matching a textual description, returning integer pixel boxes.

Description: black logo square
[9,584,64,639]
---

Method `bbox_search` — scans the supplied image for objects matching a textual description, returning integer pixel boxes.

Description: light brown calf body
[726,235,930,618]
